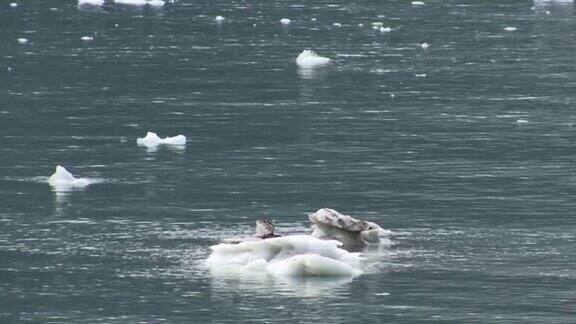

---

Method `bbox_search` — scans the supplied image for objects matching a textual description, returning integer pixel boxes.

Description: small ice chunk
[333,22,342,27]
[358,23,364,27]
[148,0,165,6]
[296,50,331,68]
[412,1,425,5]
[415,73,427,77]
[78,0,104,5]
[420,42,429,49]
[114,0,146,5]
[372,22,384,27]
[311,18,317,22]
[136,131,186,148]
[48,166,91,190]
[17,38,28,44]
[10,3,18,7]
[215,15,225,22]
[504,26,517,31]
[280,18,292,25]
[516,119,528,124]
[81,36,94,41]
[379,27,392,33]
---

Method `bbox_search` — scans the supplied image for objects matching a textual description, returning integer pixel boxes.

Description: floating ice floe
[412,1,425,5]
[136,131,186,148]
[78,0,104,6]
[114,0,164,6]
[309,208,390,247]
[372,22,384,27]
[81,36,94,41]
[48,166,91,190]
[358,23,364,27]
[504,26,518,31]
[280,18,292,25]
[333,22,342,27]
[516,119,528,124]
[379,27,392,33]
[17,38,28,44]
[296,50,331,68]
[215,15,225,22]
[10,2,18,7]
[420,42,429,49]
[207,235,361,277]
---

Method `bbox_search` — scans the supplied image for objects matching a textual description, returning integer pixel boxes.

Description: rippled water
[1,0,576,322]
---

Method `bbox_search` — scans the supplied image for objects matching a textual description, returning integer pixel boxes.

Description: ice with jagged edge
[296,50,331,68]
[136,131,186,148]
[207,235,361,277]
[48,166,91,190]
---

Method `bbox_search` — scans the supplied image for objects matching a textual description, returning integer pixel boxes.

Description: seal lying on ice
[223,219,281,243]
[308,208,383,247]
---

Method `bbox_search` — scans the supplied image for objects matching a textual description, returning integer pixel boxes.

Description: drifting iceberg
[136,131,186,148]
[296,50,331,68]
[48,166,91,190]
[207,235,361,277]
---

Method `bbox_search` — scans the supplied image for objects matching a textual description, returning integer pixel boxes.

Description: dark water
[1,0,576,322]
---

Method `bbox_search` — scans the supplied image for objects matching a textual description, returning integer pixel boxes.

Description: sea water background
[1,0,576,322]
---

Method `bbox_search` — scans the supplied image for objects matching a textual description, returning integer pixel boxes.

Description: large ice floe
[48,166,91,190]
[206,209,390,279]
[207,235,361,277]
[296,50,331,68]
[136,131,186,149]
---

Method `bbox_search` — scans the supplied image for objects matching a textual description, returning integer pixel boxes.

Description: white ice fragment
[136,131,186,148]
[148,0,165,6]
[17,38,28,44]
[215,15,225,22]
[504,26,517,31]
[10,3,18,7]
[81,36,94,41]
[420,42,429,49]
[114,0,147,5]
[333,22,342,27]
[412,1,425,5]
[207,235,361,277]
[379,26,392,33]
[78,0,104,5]
[415,73,426,77]
[358,23,364,27]
[296,50,331,68]
[311,18,317,22]
[516,119,528,124]
[48,166,91,190]
[372,22,384,27]
[280,18,292,25]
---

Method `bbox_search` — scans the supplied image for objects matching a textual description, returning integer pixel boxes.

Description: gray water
[1,0,576,322]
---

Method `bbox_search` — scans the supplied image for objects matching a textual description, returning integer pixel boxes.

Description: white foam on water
[516,119,529,124]
[380,27,392,33]
[17,38,28,44]
[148,0,164,6]
[215,15,225,22]
[412,1,425,5]
[48,166,92,190]
[206,235,361,277]
[280,18,292,25]
[114,0,163,6]
[372,22,384,27]
[333,22,342,27]
[136,131,187,149]
[421,42,430,49]
[81,36,94,41]
[504,26,518,31]
[296,50,331,68]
